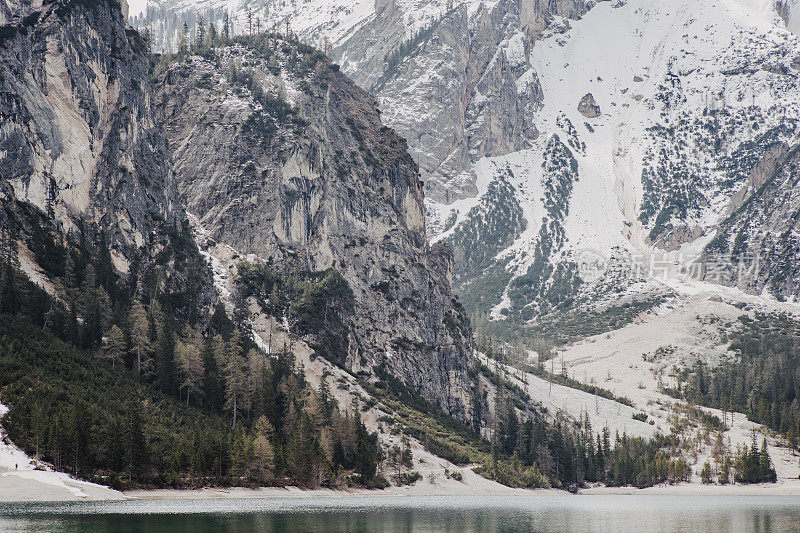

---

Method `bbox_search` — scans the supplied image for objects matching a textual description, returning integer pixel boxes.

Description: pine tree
[152,302,177,395]
[195,16,205,52]
[700,461,713,484]
[94,232,115,295]
[124,396,148,483]
[303,390,326,431]
[103,325,127,369]
[247,348,267,416]
[224,330,246,427]
[179,21,189,57]
[0,228,18,316]
[719,454,732,485]
[208,20,217,45]
[63,307,81,345]
[72,399,88,478]
[45,176,57,219]
[0,261,17,316]
[352,405,379,482]
[230,424,254,479]
[63,247,77,292]
[269,283,281,315]
[202,335,225,412]
[80,265,104,349]
[129,296,153,379]
[759,437,777,482]
[251,415,275,483]
[223,12,231,42]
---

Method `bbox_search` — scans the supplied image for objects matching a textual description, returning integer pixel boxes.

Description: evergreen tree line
[731,435,778,484]
[0,213,381,489]
[700,430,777,485]
[673,313,800,449]
[482,394,691,489]
[480,344,780,488]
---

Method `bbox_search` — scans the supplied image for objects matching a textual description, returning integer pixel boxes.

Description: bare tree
[176,336,204,404]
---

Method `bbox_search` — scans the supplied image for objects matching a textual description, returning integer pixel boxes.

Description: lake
[0,495,798,532]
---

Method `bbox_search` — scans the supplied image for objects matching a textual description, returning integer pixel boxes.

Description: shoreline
[123,478,800,500]
[3,476,800,502]
[124,483,800,501]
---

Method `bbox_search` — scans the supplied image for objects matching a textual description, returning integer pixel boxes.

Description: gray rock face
[703,142,800,298]
[0,0,181,272]
[578,93,601,118]
[335,0,589,203]
[155,42,475,420]
[0,0,211,315]
[0,0,43,25]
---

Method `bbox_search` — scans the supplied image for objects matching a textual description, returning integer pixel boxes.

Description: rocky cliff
[154,37,474,420]
[0,0,210,310]
[704,141,800,298]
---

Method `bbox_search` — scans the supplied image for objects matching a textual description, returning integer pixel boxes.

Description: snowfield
[477,353,658,440]
[555,291,800,484]
[431,0,800,287]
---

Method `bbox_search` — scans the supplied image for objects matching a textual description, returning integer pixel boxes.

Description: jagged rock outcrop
[334,0,591,203]
[1,0,172,267]
[0,0,210,307]
[578,93,601,118]
[0,0,43,25]
[155,39,475,420]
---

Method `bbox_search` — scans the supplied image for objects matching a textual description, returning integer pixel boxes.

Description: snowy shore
[122,479,800,500]
[2,469,799,502]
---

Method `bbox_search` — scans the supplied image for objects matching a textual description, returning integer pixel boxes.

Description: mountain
[0,0,486,493]
[130,0,800,485]
[3,0,799,494]
[0,0,474,418]
[136,0,800,346]
[153,35,474,419]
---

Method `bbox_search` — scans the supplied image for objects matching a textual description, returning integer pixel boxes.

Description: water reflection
[1,495,798,533]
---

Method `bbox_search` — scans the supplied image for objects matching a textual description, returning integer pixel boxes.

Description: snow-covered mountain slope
[553,291,800,484]
[430,0,800,344]
[132,0,469,55]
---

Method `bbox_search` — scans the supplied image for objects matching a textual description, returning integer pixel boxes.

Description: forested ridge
[0,205,383,489]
